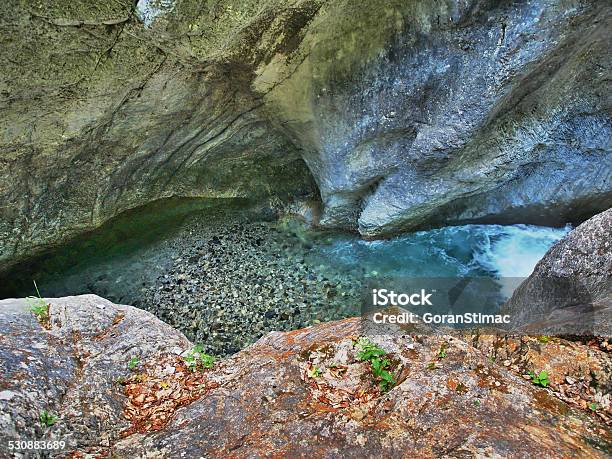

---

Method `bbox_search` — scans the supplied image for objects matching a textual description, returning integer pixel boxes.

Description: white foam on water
[473,224,570,277]
[136,0,175,27]
[471,224,570,298]
[309,223,571,299]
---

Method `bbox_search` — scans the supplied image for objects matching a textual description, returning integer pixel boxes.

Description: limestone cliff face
[0,0,320,269]
[1,0,611,268]
[257,0,612,234]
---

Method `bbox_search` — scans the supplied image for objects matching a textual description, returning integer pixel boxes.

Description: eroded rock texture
[1,0,611,267]
[0,296,191,451]
[505,207,612,335]
[0,0,319,269]
[0,295,610,457]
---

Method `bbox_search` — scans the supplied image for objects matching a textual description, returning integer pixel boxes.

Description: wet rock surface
[0,296,610,458]
[1,0,611,270]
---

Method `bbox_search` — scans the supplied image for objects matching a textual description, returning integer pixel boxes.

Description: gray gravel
[140,218,361,357]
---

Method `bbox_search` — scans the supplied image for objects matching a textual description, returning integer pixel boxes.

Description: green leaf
[40,410,57,427]
[308,365,322,378]
[380,371,394,383]
[355,336,396,391]
[529,369,550,387]
[200,353,215,369]
[193,344,204,354]
[128,356,139,370]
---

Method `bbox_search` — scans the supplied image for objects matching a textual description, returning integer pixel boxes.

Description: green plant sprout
[27,280,49,324]
[40,410,57,427]
[356,338,396,392]
[308,365,322,378]
[128,356,140,370]
[437,344,447,359]
[184,345,216,372]
[356,337,386,361]
[528,370,549,387]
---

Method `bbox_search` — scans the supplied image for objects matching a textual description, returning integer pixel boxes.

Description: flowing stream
[305,223,570,280]
[0,200,570,354]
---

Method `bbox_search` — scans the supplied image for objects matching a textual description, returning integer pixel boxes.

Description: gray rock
[0,294,191,454]
[1,0,611,270]
[0,391,16,401]
[504,207,612,335]
[258,0,612,235]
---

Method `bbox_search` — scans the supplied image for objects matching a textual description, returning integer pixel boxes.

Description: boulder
[1,295,610,457]
[0,295,190,454]
[504,207,612,335]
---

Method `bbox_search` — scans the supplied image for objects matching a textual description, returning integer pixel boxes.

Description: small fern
[27,281,50,326]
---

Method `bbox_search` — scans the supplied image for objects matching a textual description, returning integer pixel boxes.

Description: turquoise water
[1,200,570,309]
[306,224,570,281]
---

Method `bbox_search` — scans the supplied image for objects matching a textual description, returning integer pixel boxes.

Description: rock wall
[0,0,320,270]
[257,0,612,234]
[1,0,611,268]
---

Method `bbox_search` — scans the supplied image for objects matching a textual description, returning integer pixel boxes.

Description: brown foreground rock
[1,295,610,458]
